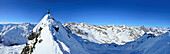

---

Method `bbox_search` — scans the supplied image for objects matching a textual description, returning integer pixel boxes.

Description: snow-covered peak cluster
[140,25,169,36]
[0,13,170,54]
[64,22,169,45]
[0,23,36,46]
[64,22,144,45]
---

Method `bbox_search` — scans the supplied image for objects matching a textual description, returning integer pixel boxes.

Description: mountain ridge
[0,14,169,54]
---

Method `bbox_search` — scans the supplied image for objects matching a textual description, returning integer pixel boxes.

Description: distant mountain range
[0,13,170,54]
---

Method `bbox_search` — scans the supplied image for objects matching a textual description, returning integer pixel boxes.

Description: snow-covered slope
[64,22,169,45]
[21,14,88,54]
[0,23,36,54]
[0,23,36,45]
[0,13,169,54]
[140,25,169,36]
[124,30,170,54]
[0,44,25,54]
[63,28,169,54]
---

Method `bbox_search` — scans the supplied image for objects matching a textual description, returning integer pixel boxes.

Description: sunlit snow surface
[0,23,36,45]
[64,22,169,45]
[0,23,36,54]
[0,44,25,54]
[0,14,170,54]
[26,14,88,54]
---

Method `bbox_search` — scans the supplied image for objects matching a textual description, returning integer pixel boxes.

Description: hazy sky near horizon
[0,0,170,27]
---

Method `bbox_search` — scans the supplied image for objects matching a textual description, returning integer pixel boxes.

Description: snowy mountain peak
[40,14,53,22]
[0,14,170,54]
[33,14,56,33]
[21,13,87,54]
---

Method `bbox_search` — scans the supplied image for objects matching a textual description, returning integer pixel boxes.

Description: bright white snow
[0,13,169,54]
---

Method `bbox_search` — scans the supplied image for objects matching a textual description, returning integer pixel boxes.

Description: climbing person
[47,10,50,14]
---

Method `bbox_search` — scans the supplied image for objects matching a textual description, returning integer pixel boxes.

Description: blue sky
[0,0,170,27]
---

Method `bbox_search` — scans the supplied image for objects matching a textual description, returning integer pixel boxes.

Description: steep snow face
[64,22,145,45]
[0,23,36,45]
[23,14,88,54]
[33,14,54,33]
[33,26,63,54]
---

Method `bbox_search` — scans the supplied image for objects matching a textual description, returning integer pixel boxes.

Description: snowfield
[63,22,169,45]
[0,23,36,54]
[0,23,36,45]
[0,13,170,54]
[0,44,25,54]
